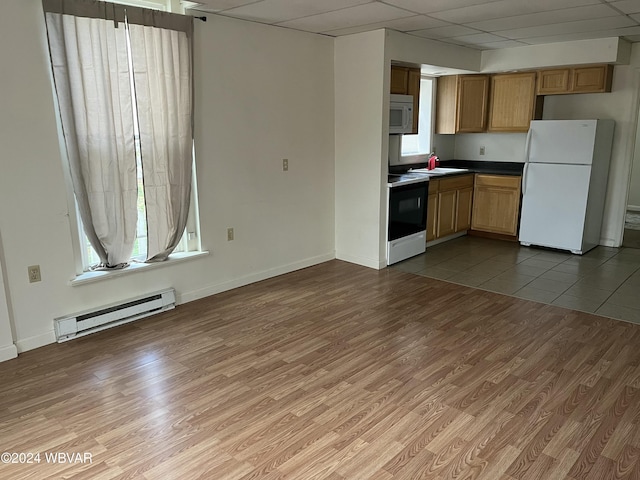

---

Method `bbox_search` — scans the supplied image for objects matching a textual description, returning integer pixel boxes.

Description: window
[401,76,435,160]
[43,0,201,273]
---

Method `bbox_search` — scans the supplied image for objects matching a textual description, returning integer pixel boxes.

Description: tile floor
[392,235,640,324]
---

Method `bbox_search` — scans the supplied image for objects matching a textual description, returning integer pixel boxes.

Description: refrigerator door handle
[524,127,533,163]
[522,127,533,195]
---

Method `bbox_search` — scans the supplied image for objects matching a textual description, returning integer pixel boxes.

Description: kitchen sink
[409,167,469,175]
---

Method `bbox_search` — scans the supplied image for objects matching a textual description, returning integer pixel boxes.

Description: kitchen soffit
[188,0,640,50]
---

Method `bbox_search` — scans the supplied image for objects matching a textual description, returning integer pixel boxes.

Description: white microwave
[389,94,414,134]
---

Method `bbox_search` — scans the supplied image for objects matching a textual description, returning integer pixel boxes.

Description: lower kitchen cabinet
[471,174,521,236]
[426,187,438,241]
[427,174,474,242]
[456,187,473,231]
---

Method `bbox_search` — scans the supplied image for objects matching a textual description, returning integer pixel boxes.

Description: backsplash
[432,133,528,162]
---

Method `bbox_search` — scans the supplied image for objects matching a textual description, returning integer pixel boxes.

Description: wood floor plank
[3,260,640,479]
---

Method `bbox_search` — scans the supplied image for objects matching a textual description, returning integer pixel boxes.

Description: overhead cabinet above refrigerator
[519,119,615,254]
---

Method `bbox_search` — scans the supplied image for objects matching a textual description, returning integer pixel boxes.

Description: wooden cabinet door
[457,75,489,133]
[435,75,457,134]
[488,72,537,133]
[390,66,409,94]
[571,65,613,93]
[537,69,570,95]
[426,193,438,241]
[471,175,521,236]
[437,189,457,238]
[407,68,421,135]
[455,187,473,232]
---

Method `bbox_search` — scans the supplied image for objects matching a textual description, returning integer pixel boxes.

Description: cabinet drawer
[439,174,474,191]
[474,174,521,189]
[428,179,439,193]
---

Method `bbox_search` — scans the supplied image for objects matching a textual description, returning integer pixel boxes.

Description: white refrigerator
[519,119,615,254]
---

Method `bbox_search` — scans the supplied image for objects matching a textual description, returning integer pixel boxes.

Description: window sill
[70,251,209,286]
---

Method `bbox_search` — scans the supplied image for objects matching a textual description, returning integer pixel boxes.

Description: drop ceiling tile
[609,0,640,14]
[322,15,449,36]
[465,4,620,32]
[518,25,640,44]
[277,3,414,33]
[381,0,499,15]
[477,39,529,49]
[220,0,371,24]
[449,32,508,45]
[385,0,496,13]
[429,0,601,24]
[411,24,482,39]
[497,16,636,39]
[191,0,260,13]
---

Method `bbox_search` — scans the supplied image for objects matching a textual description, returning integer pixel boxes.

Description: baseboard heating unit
[54,288,176,342]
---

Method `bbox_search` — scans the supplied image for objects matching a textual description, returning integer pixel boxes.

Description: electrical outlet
[28,265,41,283]
[282,158,289,171]
[227,228,234,241]
[479,146,486,156]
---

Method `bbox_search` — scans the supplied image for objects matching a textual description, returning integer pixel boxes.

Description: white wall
[0,1,335,353]
[385,29,481,72]
[629,113,640,209]
[481,37,630,72]
[453,133,527,162]
[334,30,387,269]
[0,233,17,362]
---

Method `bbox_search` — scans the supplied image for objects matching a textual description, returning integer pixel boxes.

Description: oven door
[388,182,428,241]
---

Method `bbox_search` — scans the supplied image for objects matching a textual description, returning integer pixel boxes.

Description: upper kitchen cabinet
[537,64,613,95]
[488,72,542,133]
[390,65,420,134]
[436,75,489,134]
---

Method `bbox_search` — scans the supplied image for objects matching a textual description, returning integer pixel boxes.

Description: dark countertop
[387,172,431,187]
[440,160,524,175]
[387,161,523,186]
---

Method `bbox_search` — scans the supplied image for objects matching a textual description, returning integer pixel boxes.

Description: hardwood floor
[2,260,640,479]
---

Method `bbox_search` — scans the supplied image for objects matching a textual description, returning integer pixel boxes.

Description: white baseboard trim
[0,343,18,362]
[15,330,56,353]
[178,252,336,305]
[627,205,640,212]
[600,238,619,248]
[335,251,385,270]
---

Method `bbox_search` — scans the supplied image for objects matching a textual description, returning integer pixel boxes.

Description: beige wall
[629,111,640,209]
[0,233,16,362]
[334,30,387,268]
[0,1,335,352]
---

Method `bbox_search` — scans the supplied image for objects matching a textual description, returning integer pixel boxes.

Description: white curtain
[45,10,137,268]
[43,0,194,268]
[129,23,193,262]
